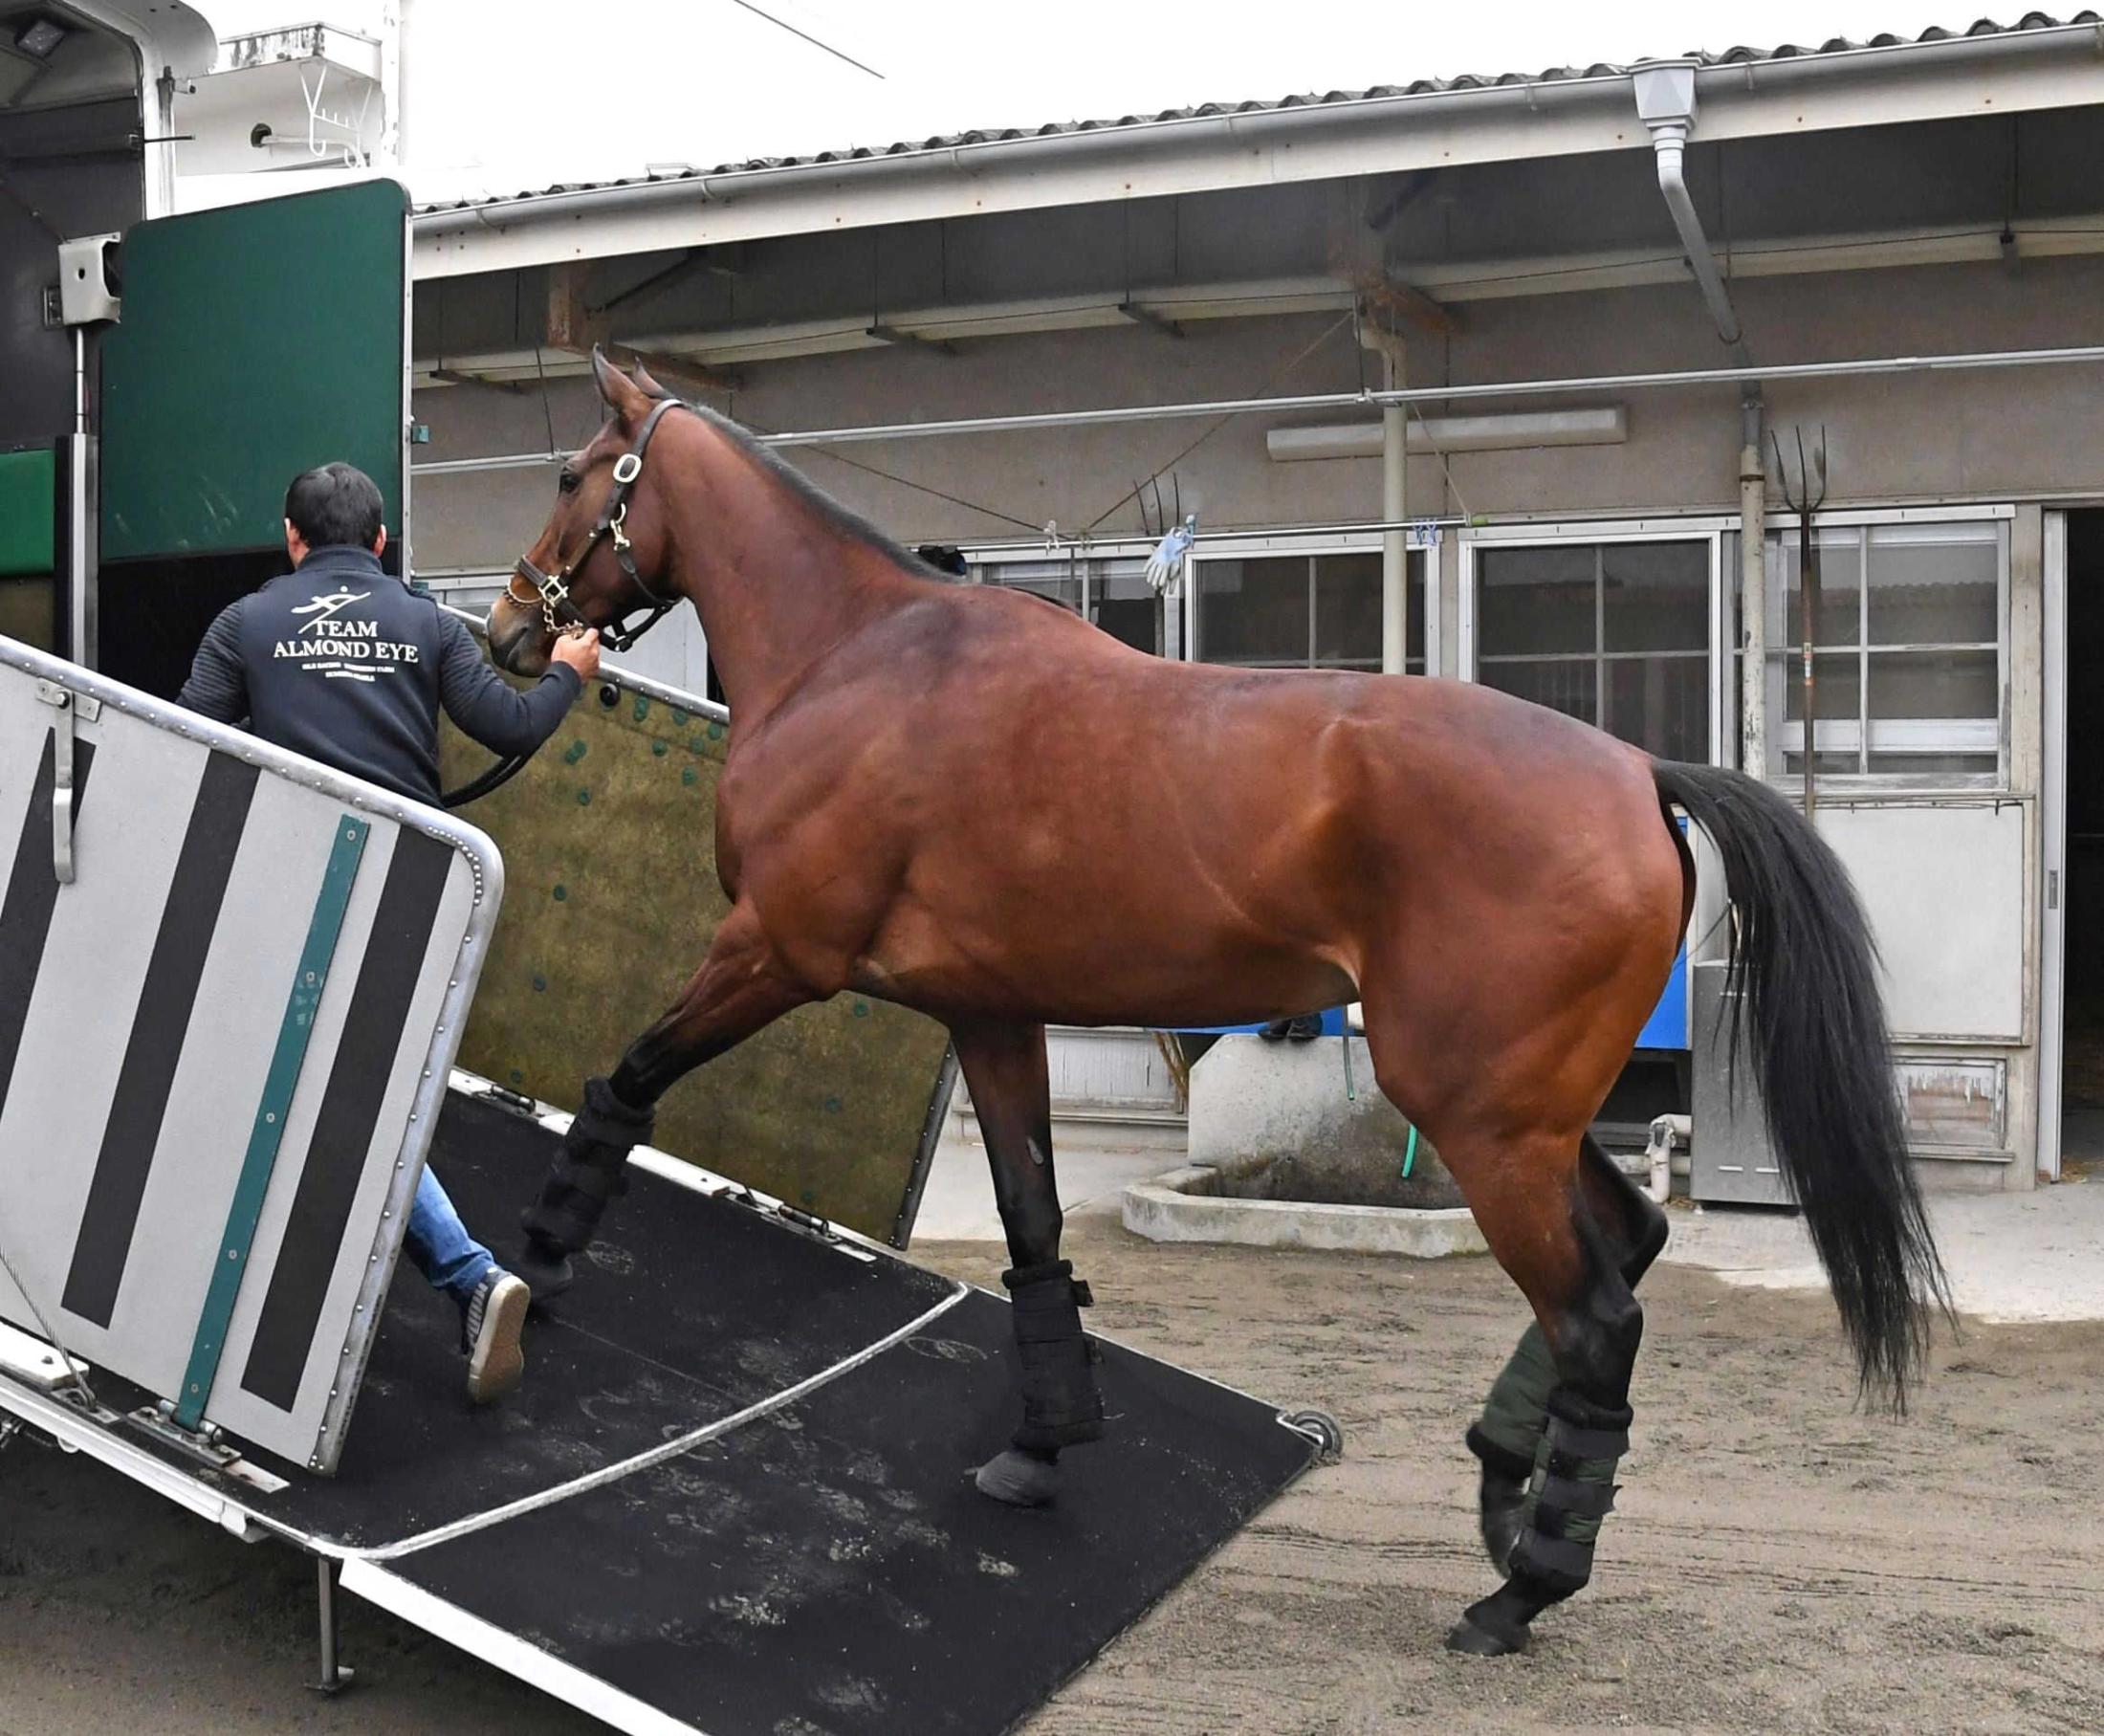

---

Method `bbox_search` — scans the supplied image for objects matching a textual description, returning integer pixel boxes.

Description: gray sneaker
[462,1269,528,1404]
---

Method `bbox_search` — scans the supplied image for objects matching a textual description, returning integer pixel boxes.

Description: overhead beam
[544,270,741,392]
[866,323,956,356]
[1349,270,1462,338]
[544,260,605,355]
[428,366,533,396]
[588,245,745,318]
[617,345,742,396]
[1117,301,1184,338]
[413,213,2104,386]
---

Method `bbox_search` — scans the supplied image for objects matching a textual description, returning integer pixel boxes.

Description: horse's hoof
[512,1241,575,1305]
[974,1449,1059,1506]
[1445,1615,1527,1658]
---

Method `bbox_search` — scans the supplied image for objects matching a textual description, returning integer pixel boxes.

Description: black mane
[683,402,964,586]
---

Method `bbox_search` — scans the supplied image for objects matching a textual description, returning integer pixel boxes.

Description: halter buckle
[612,452,643,485]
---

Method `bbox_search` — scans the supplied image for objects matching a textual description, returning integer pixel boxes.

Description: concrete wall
[412,253,2104,562]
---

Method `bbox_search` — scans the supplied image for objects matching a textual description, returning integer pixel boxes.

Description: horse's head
[489,347,681,675]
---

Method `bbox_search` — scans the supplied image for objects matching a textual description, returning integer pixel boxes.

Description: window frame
[1741,505,2011,790]
[1185,530,1436,675]
[1458,519,1731,766]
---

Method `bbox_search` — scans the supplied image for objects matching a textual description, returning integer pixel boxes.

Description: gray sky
[208,0,1983,196]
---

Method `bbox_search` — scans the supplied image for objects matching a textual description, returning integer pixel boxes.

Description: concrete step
[954,1101,1189,1155]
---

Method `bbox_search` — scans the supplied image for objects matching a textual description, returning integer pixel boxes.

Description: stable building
[11,10,2104,1197]
[394,15,2104,1197]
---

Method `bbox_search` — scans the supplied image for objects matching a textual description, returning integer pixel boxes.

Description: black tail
[1653,759,1951,1410]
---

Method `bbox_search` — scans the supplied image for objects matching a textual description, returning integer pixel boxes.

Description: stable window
[1194,549,1425,672]
[1747,517,2006,780]
[974,555,1165,656]
[1465,537,1715,763]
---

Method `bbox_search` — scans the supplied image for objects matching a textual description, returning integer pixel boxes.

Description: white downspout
[1633,60,1745,363]
[1634,62,1770,802]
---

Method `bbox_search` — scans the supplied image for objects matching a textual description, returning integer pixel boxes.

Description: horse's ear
[590,344,648,421]
[628,358,672,402]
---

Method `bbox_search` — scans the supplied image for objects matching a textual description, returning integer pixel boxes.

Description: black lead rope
[441,679,634,809]
[441,752,531,810]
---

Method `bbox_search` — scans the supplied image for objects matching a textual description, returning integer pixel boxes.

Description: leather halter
[508,396,685,653]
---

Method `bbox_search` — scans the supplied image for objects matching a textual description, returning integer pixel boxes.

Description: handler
[178,461,600,1403]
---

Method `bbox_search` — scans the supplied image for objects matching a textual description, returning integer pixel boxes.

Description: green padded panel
[99,181,407,560]
[0,448,55,577]
[441,682,953,1247]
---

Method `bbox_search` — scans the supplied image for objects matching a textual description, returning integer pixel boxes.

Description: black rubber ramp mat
[140,1089,958,1549]
[346,1287,1318,1735]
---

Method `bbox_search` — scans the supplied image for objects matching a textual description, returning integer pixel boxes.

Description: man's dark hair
[285,462,384,550]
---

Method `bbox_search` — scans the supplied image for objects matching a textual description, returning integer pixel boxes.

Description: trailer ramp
[340,1085,1320,1736]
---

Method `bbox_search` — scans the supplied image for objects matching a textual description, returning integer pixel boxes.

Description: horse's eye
[557,470,581,494]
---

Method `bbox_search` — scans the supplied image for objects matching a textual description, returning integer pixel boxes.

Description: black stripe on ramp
[240,830,453,1413]
[62,754,258,1328]
[0,731,96,1114]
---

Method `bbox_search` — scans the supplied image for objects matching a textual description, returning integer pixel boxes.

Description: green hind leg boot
[1465,1322,1559,1572]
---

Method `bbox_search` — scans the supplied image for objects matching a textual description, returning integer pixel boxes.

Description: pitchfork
[1770,427,1829,817]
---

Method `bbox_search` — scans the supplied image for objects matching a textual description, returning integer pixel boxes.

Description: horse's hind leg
[518,903,809,1291]
[1370,1050,1647,1658]
[1468,1134,1668,1576]
[950,1019,1104,1508]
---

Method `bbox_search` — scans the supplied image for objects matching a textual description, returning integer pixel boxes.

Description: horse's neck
[667,421,900,720]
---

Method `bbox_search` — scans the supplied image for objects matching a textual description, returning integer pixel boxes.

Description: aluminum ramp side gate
[0,634,499,1471]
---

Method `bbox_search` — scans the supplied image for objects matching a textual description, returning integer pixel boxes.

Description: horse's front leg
[952,1019,1104,1508]
[517,902,810,1294]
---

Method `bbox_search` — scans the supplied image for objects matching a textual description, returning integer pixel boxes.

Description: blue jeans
[404,1168,496,1309]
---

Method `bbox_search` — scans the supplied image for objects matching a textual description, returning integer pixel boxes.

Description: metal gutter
[412,341,2104,477]
[411,73,1627,236]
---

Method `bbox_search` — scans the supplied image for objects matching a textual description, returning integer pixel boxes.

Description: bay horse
[489,350,1948,1658]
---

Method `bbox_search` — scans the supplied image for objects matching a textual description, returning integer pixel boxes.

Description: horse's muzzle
[486,590,551,677]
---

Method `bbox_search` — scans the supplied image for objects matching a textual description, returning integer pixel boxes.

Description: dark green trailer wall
[99,179,408,560]
[0,448,56,649]
[95,180,410,697]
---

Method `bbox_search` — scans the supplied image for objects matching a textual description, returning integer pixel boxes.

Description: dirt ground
[2,1218,2100,1735]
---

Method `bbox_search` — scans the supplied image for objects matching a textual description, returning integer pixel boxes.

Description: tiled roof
[414,13,2102,214]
